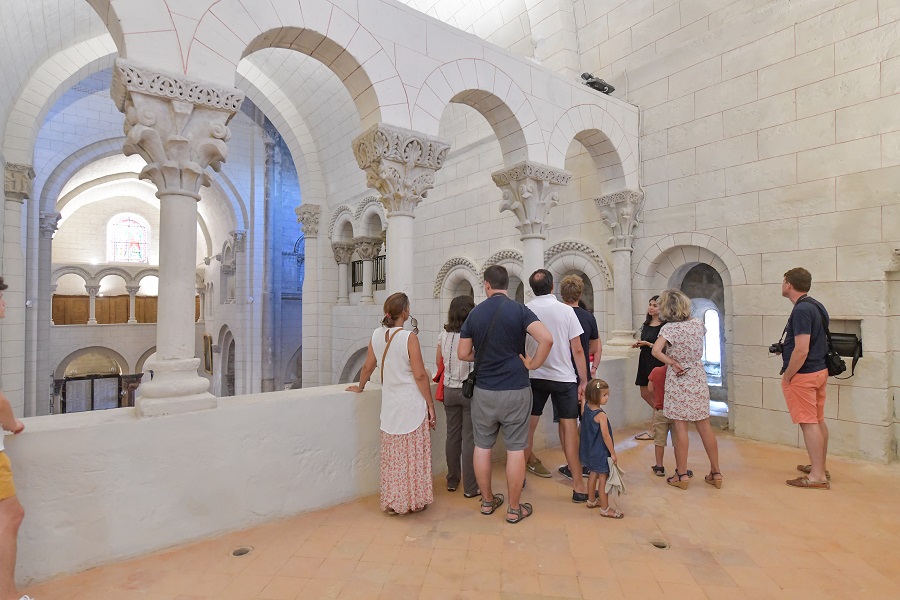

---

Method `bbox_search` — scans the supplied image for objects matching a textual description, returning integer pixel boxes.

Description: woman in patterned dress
[347,292,436,514]
[651,289,723,490]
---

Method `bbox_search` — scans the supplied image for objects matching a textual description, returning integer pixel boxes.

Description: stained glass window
[107,214,150,263]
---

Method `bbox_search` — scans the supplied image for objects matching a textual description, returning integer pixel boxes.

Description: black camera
[768,342,784,355]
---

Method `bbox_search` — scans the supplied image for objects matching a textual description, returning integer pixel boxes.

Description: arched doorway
[54,347,129,413]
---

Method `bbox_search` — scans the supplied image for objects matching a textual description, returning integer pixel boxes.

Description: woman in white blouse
[435,295,477,497]
[347,292,436,515]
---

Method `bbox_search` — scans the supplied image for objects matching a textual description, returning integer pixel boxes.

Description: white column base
[88,319,98,325]
[136,357,215,417]
[127,318,138,324]
[604,331,638,357]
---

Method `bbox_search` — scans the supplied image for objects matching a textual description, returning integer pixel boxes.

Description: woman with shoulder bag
[435,296,478,498]
[347,292,436,515]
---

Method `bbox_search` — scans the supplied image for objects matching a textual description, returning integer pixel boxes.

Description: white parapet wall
[9,354,640,585]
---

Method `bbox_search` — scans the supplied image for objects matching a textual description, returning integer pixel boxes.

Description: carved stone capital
[331,241,355,265]
[354,236,383,261]
[111,58,244,200]
[595,190,644,250]
[4,163,35,202]
[353,123,450,216]
[492,161,572,240]
[125,286,141,296]
[220,263,236,277]
[39,212,61,238]
[230,229,247,252]
[203,256,212,266]
[85,285,100,296]
[295,204,321,237]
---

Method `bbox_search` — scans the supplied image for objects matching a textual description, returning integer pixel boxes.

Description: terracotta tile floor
[24,426,900,599]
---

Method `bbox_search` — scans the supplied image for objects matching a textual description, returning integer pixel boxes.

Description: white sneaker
[20,595,35,600]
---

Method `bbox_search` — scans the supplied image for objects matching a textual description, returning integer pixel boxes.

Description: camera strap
[797,297,860,378]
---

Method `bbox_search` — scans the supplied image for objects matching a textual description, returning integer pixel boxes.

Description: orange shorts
[0,452,16,500]
[782,370,828,424]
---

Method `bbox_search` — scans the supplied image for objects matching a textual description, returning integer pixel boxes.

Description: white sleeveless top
[371,327,428,435]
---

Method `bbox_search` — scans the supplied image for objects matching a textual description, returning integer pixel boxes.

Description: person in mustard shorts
[0,276,30,600]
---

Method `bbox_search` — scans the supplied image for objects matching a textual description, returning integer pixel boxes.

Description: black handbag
[462,296,506,399]
[797,298,862,378]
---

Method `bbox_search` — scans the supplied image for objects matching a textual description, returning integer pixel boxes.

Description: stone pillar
[492,161,572,301]
[353,124,450,295]
[295,204,321,387]
[121,373,143,408]
[85,285,100,325]
[111,58,244,417]
[195,286,205,323]
[126,285,140,323]
[34,212,60,416]
[354,236,382,304]
[596,190,644,350]
[332,242,354,305]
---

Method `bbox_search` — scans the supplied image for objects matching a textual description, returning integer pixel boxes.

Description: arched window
[702,309,722,386]
[107,213,150,263]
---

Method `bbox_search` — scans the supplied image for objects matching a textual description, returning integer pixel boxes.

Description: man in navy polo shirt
[459,265,553,523]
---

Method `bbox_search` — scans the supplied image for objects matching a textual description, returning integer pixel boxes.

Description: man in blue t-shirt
[459,265,553,523]
[779,267,831,490]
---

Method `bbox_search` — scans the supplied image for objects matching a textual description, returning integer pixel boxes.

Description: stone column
[296,204,321,387]
[492,161,572,301]
[353,124,450,295]
[354,236,382,304]
[195,285,205,323]
[331,241,354,305]
[112,58,244,417]
[596,190,644,350]
[85,285,100,324]
[34,212,60,416]
[126,285,140,323]
[49,284,57,325]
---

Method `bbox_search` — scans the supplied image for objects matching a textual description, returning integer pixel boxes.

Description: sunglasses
[410,317,419,335]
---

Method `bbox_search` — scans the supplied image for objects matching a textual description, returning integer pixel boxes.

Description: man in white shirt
[523,270,589,502]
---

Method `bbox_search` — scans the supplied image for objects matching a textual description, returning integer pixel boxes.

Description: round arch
[135,347,157,374]
[51,265,95,288]
[355,197,386,236]
[94,266,136,287]
[330,206,355,243]
[412,59,545,165]
[54,346,130,380]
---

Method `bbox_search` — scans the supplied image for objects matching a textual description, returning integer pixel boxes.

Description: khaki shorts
[471,386,532,451]
[653,410,673,447]
[0,452,16,500]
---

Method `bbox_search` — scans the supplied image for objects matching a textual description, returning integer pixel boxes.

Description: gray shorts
[471,386,532,451]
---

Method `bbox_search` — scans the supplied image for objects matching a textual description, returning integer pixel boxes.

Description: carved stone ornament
[203,256,211,266]
[111,58,245,200]
[295,204,321,237]
[220,263,236,277]
[329,206,353,240]
[434,257,478,297]
[480,249,524,282]
[85,285,100,296]
[4,163,35,202]
[39,212,61,238]
[331,241,355,265]
[354,195,382,221]
[353,123,451,216]
[595,190,645,250]
[126,285,141,296]
[230,230,247,252]
[544,241,613,288]
[492,161,572,240]
[354,236,383,261]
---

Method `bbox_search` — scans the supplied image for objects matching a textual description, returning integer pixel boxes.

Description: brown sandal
[796,464,831,480]
[787,475,830,490]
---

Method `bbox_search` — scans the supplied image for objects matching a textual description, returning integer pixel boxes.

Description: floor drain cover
[232,547,252,557]
[650,540,669,549]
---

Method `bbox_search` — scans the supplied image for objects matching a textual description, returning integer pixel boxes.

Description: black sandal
[480,493,504,515]
[651,465,665,476]
[506,502,533,524]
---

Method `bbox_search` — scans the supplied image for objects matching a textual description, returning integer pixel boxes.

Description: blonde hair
[559,275,584,304]
[657,289,692,322]
[585,378,609,407]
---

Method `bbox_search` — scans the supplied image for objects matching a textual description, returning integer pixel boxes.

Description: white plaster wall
[7,374,632,585]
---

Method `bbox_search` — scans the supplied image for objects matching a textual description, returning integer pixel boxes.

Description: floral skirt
[380,417,434,514]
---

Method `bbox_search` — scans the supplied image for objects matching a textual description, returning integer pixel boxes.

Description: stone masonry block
[758,112,835,160]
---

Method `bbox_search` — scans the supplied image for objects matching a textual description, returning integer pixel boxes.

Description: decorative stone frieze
[331,241,355,265]
[4,163,35,202]
[353,123,451,215]
[295,204,321,237]
[329,206,353,240]
[544,241,613,288]
[482,250,524,272]
[354,236,383,261]
[39,212,61,238]
[595,190,644,250]
[230,230,247,252]
[111,58,245,200]
[434,258,478,298]
[492,161,572,240]
[354,196,381,221]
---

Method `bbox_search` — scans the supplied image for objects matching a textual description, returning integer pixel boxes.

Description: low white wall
[9,354,640,585]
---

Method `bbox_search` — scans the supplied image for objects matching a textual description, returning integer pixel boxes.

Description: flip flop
[634,431,654,441]
[480,493,505,515]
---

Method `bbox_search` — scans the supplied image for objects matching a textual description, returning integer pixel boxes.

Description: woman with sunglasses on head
[347,292,436,515]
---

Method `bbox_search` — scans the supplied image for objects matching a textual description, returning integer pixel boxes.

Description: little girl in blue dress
[579,379,624,518]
